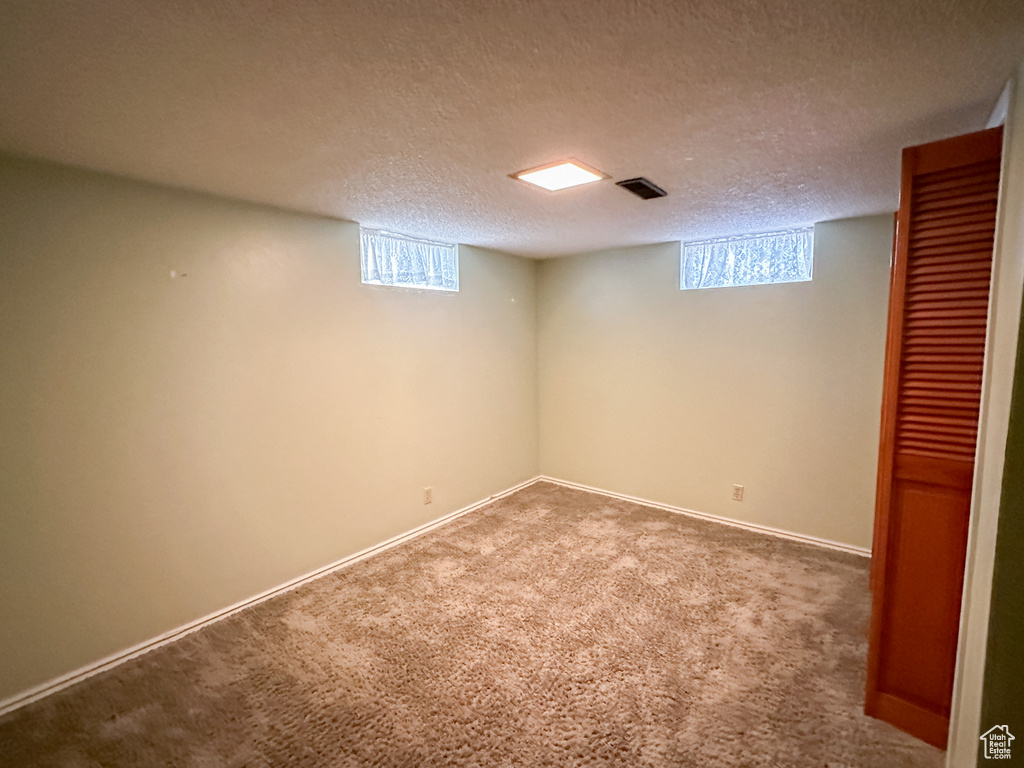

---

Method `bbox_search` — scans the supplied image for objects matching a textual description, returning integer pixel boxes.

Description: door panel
[879,481,969,709]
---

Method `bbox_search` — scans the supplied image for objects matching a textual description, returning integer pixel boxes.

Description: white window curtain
[681,227,813,290]
[360,228,459,291]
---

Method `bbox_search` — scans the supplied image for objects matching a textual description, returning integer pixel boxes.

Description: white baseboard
[0,475,542,718]
[0,472,868,717]
[536,475,872,558]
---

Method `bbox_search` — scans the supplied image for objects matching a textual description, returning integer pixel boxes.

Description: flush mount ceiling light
[512,160,607,191]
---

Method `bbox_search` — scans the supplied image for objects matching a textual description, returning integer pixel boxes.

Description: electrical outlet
[423,487,432,505]
[731,484,744,502]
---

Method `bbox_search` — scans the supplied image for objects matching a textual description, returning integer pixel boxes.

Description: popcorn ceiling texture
[1,0,1023,256]
[0,482,941,767]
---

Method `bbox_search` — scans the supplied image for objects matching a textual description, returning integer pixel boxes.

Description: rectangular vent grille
[616,177,667,199]
[894,158,1000,462]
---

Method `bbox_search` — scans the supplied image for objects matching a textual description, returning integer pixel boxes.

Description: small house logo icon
[980,725,1014,759]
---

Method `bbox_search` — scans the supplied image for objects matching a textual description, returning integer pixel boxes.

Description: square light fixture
[512,160,607,191]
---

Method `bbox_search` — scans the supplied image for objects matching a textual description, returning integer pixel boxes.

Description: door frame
[946,72,1024,768]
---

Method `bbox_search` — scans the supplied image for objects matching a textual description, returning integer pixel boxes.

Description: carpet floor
[0,481,944,767]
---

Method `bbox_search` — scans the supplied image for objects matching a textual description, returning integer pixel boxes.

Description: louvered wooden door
[866,127,1003,749]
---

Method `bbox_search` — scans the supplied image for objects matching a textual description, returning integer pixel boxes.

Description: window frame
[680,226,814,291]
[359,227,460,292]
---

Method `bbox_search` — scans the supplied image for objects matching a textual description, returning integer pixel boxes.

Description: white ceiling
[2,0,1024,258]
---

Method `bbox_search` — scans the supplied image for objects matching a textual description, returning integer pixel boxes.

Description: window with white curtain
[680,227,813,290]
[360,228,459,291]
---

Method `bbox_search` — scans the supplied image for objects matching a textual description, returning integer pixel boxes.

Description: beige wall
[537,215,894,549]
[0,153,900,705]
[0,156,539,701]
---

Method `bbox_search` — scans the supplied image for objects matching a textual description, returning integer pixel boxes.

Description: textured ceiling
[2,0,1024,258]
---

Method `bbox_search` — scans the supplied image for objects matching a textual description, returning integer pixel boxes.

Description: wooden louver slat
[913,191,1001,214]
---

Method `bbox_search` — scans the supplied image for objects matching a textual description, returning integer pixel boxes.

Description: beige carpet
[0,481,943,767]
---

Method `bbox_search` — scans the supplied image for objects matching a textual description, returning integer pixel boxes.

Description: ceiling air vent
[616,177,667,200]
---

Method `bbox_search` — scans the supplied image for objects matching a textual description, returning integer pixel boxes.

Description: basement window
[360,228,459,291]
[681,227,813,290]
